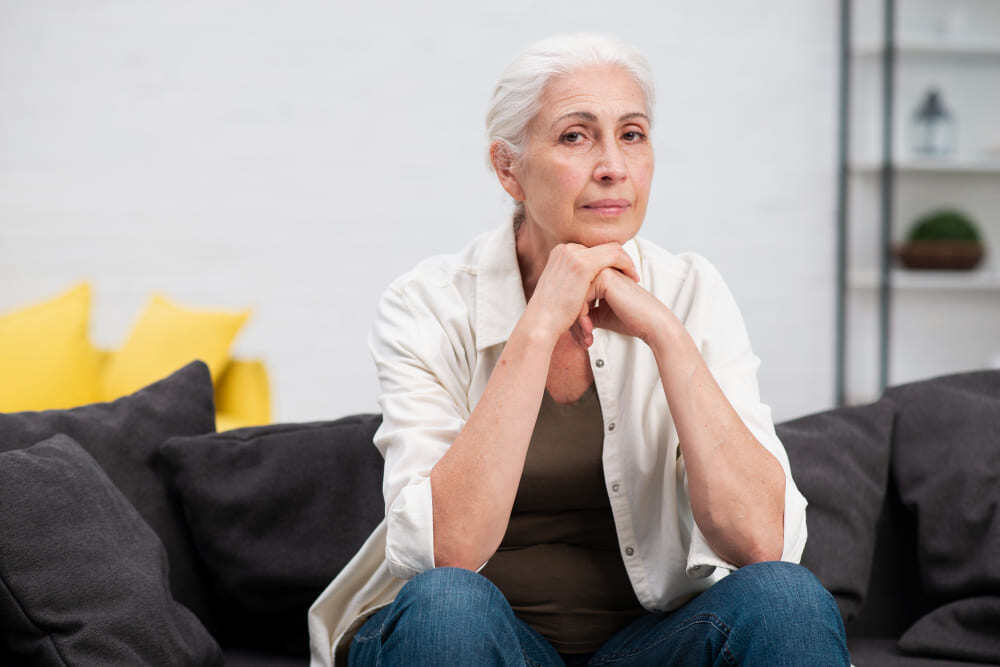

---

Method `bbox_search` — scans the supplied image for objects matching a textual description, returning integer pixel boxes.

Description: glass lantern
[910,88,957,158]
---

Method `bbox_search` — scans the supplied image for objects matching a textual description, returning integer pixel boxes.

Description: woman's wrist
[645,311,689,359]
[515,306,562,351]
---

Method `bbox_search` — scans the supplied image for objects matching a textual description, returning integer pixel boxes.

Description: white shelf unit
[839,0,1000,407]
[854,39,1000,57]
[848,268,1000,291]
[850,159,1000,174]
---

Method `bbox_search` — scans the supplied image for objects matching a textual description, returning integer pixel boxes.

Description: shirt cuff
[780,474,809,564]
[385,474,436,580]
[686,520,739,579]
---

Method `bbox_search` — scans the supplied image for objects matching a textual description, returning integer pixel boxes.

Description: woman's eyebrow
[550,111,649,129]
[550,111,597,129]
[619,112,650,124]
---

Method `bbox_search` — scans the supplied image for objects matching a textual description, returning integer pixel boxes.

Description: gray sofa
[1,361,997,665]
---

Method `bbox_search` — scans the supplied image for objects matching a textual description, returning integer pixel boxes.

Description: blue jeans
[348,561,849,666]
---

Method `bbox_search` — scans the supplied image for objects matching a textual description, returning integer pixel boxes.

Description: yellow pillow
[215,358,272,429]
[0,282,102,411]
[101,293,250,401]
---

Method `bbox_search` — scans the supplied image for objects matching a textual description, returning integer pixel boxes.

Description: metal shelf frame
[835,0,896,407]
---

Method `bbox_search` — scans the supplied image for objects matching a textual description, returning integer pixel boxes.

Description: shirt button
[595,359,605,368]
[612,483,620,493]
[625,546,634,556]
[608,422,616,431]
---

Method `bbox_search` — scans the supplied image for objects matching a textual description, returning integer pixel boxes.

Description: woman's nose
[593,142,627,183]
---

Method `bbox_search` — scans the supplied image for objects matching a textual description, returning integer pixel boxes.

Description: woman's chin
[574,221,641,247]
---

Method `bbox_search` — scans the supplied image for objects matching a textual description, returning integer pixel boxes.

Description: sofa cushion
[899,597,1000,664]
[847,637,979,666]
[0,434,223,665]
[887,370,1000,663]
[159,414,385,656]
[777,395,896,622]
[0,360,218,628]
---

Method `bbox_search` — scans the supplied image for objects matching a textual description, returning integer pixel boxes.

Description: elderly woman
[308,33,849,667]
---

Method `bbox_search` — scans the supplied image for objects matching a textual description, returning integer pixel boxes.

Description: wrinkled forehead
[532,65,650,130]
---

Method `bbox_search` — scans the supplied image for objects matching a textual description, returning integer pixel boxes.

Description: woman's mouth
[583,199,630,216]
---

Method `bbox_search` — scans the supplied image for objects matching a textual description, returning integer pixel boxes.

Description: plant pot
[893,240,984,270]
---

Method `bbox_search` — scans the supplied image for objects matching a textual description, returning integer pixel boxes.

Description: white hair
[486,32,655,168]
[484,33,656,228]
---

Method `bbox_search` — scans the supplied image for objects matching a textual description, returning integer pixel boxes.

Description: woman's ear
[490,141,525,202]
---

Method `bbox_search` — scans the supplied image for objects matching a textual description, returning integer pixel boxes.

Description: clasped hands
[529,241,674,350]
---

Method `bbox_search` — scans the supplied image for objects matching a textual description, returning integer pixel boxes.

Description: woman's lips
[583,199,630,216]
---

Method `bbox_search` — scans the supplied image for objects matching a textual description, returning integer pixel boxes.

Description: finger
[569,321,583,347]
[577,301,595,345]
[616,248,640,283]
[586,243,640,284]
[578,310,593,340]
[570,318,591,348]
[584,268,613,307]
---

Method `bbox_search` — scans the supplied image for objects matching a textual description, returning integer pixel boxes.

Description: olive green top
[478,383,646,653]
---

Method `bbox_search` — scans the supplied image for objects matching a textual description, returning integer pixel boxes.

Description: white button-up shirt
[308,220,808,666]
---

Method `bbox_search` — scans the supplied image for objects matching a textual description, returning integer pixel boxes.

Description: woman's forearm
[648,319,785,566]
[429,314,556,571]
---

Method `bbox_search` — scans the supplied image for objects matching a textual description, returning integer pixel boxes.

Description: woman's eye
[623,130,647,142]
[560,131,583,144]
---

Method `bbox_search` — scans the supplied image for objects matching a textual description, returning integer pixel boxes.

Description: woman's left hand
[569,267,676,348]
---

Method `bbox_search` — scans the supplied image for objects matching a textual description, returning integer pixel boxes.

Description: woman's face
[501,65,654,250]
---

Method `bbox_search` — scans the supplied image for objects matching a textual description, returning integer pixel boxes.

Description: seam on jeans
[589,613,732,665]
[353,619,382,643]
[352,630,380,644]
[522,653,545,667]
[353,608,389,643]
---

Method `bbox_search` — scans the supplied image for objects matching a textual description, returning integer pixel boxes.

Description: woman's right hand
[523,242,640,348]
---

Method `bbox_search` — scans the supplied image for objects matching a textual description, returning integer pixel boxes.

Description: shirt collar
[474,220,643,350]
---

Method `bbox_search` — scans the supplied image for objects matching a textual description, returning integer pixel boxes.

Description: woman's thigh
[348,566,565,666]
[587,562,850,667]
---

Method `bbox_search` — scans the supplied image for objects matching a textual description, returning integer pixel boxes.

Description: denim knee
[393,566,510,629]
[350,567,534,666]
[735,562,838,612]
[729,561,844,635]
[712,562,848,665]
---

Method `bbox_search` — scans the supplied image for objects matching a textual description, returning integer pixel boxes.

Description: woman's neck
[514,217,558,302]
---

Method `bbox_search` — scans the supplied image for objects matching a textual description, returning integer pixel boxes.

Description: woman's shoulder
[633,235,728,288]
[375,224,505,334]
[383,226,494,295]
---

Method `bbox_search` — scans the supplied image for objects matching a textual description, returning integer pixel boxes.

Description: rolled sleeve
[682,259,809,575]
[368,282,472,580]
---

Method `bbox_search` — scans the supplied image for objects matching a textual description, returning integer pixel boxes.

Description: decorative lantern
[911,88,957,158]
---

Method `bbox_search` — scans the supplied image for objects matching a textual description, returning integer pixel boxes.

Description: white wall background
[1,1,840,423]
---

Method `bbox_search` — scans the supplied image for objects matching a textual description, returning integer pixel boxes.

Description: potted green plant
[894,208,985,270]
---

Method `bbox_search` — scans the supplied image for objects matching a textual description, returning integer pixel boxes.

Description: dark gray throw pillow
[0,360,218,628]
[158,414,385,657]
[0,434,222,666]
[887,370,1000,663]
[776,395,896,622]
